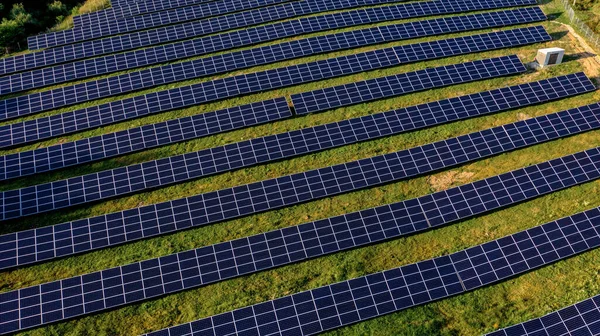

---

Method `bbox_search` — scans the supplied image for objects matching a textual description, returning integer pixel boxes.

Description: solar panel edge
[1,89,598,271]
[13,0,538,71]
[0,0,536,74]
[0,8,548,115]
[142,199,600,336]
[0,72,593,183]
[73,0,296,34]
[290,33,548,115]
[0,32,538,149]
[0,55,528,218]
[27,0,415,50]
[2,105,600,333]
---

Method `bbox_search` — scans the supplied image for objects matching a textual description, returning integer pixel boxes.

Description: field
[2,0,600,335]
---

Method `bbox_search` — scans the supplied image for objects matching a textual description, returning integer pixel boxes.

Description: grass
[51,0,111,32]
[3,0,600,335]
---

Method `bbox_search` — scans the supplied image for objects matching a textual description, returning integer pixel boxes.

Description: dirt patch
[429,171,475,192]
[553,21,600,79]
[517,112,531,121]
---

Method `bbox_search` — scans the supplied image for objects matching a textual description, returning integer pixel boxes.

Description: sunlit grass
[3,1,600,335]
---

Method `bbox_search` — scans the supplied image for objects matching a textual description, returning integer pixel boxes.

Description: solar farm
[2,0,600,334]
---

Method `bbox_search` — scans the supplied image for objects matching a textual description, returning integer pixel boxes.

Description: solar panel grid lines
[0,97,293,180]
[290,28,550,115]
[0,0,538,76]
[0,9,548,116]
[0,57,529,220]
[73,0,220,26]
[144,200,600,336]
[3,106,600,334]
[486,295,600,336]
[2,96,600,271]
[0,17,545,120]
[75,0,295,32]
[0,54,530,150]
[28,0,294,49]
[0,72,593,182]
[27,0,417,50]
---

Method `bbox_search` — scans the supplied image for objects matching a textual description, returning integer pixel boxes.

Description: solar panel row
[0,73,592,268]
[0,35,535,149]
[144,191,600,336]
[2,105,599,333]
[291,29,551,114]
[0,72,592,182]
[0,0,535,76]
[0,14,547,120]
[0,56,527,220]
[0,98,295,181]
[27,0,414,49]
[73,0,220,26]
[0,6,546,98]
[487,294,600,336]
[76,0,293,33]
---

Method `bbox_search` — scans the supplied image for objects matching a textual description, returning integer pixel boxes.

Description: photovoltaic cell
[487,295,600,336]
[0,73,593,181]
[0,8,547,115]
[1,0,535,74]
[73,0,224,26]
[3,142,600,333]
[2,97,600,271]
[143,196,600,336]
[27,0,415,49]
[0,47,531,150]
[292,28,549,114]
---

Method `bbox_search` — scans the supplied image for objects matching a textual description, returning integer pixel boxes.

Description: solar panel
[0,0,536,76]
[291,28,550,114]
[142,193,600,336]
[3,144,600,334]
[0,73,593,182]
[0,9,547,116]
[27,0,415,49]
[487,295,600,336]
[0,56,527,220]
[0,7,546,98]
[0,97,292,180]
[2,97,599,272]
[0,50,529,151]
[75,0,293,31]
[73,0,222,26]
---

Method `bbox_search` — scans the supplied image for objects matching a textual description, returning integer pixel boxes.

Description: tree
[0,3,34,54]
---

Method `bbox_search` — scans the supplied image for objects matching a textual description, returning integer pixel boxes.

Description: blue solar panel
[0,73,593,182]
[0,56,526,220]
[0,98,293,180]
[27,0,415,49]
[73,0,221,26]
[0,38,532,149]
[2,95,599,272]
[291,28,550,114]
[142,193,600,336]
[0,7,546,98]
[487,295,600,336]
[3,142,600,333]
[75,0,293,30]
[2,0,535,75]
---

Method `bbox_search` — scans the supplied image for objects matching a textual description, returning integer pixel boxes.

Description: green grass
[3,1,600,335]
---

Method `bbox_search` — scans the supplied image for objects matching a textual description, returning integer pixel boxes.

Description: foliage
[574,0,598,10]
[0,1,95,54]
